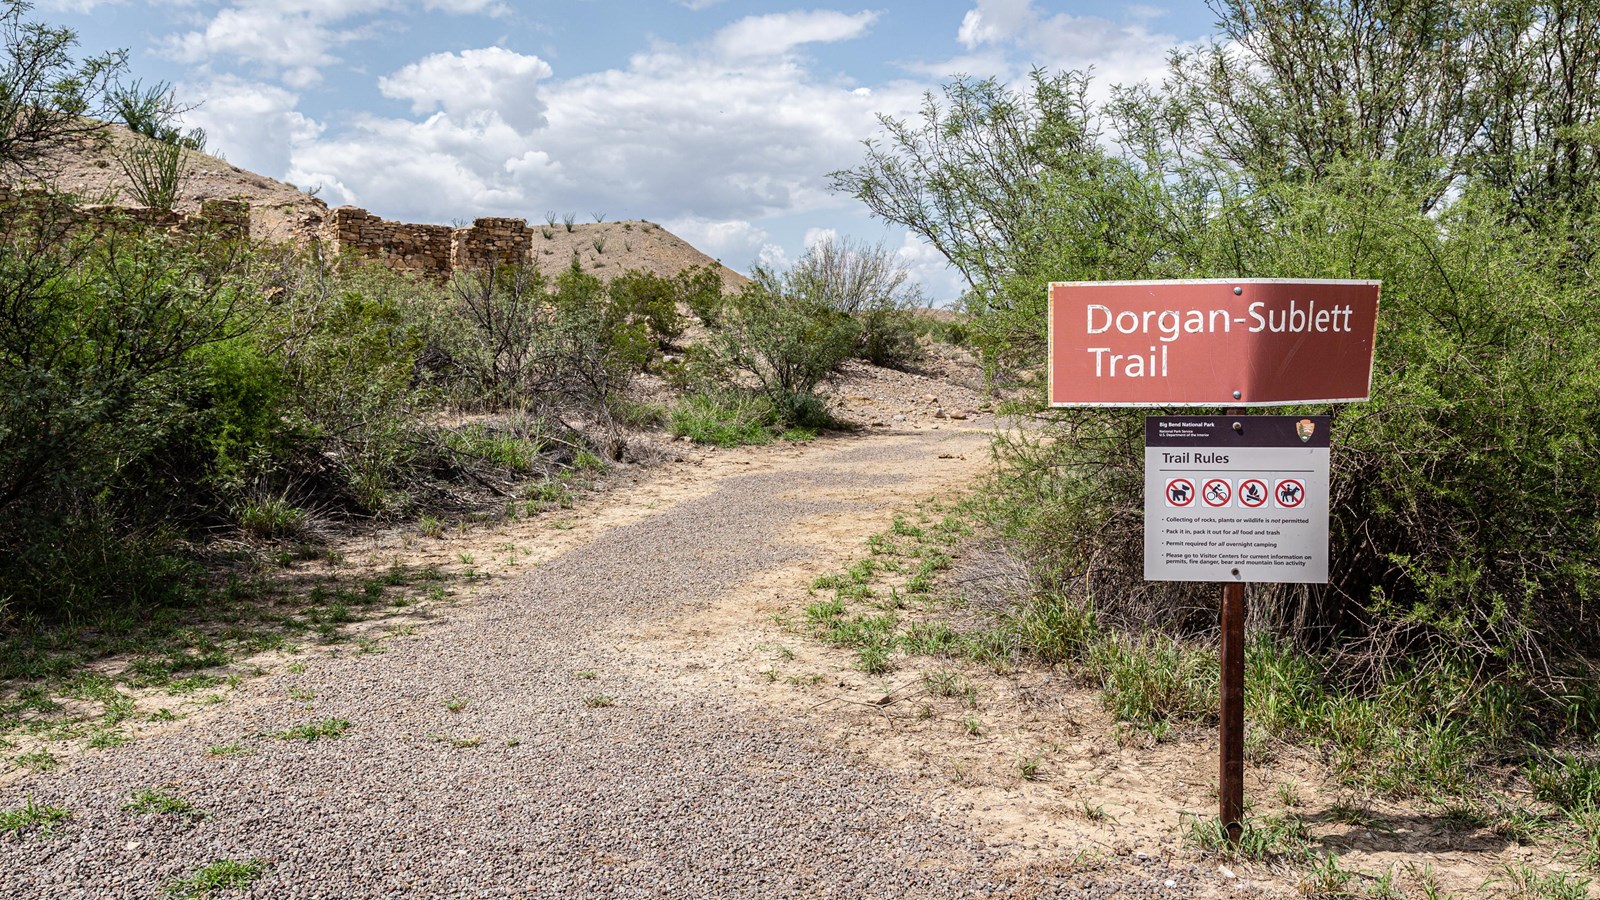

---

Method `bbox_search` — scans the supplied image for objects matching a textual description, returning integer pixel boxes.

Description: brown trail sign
[1047,279,1380,843]
[1048,279,1379,407]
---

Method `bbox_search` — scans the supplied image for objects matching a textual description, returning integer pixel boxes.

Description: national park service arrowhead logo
[1296,418,1316,443]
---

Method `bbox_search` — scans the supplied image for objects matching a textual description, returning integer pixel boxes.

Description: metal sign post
[1220,522,1245,843]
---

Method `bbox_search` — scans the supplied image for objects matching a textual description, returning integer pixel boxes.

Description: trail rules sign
[1144,416,1331,584]
[1047,279,1380,407]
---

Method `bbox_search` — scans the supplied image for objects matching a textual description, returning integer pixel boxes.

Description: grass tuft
[273,718,349,741]
[167,859,266,900]
[668,391,775,447]
[124,788,205,820]
[0,798,71,837]
[1185,812,1314,862]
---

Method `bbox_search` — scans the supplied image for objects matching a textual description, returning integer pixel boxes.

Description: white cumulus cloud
[275,26,927,228]
[161,0,511,87]
[424,0,508,15]
[713,10,880,59]
[37,0,125,12]
[950,0,1191,91]
[177,75,322,180]
[663,217,770,270]
[802,227,839,250]
[379,48,554,132]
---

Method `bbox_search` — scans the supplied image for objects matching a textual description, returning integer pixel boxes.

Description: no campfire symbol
[1238,478,1269,508]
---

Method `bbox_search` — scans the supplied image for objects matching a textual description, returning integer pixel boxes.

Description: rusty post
[1220,408,1246,843]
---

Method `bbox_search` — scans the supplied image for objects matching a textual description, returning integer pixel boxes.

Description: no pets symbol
[1165,478,1195,507]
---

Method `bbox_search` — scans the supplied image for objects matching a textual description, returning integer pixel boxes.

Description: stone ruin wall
[0,183,251,241]
[0,189,708,285]
[319,206,534,276]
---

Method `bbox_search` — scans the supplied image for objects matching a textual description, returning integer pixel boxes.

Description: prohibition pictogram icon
[1274,478,1306,508]
[1202,478,1232,508]
[1165,478,1195,507]
[1238,478,1269,508]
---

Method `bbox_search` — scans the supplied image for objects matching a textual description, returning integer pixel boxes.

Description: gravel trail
[0,427,1195,898]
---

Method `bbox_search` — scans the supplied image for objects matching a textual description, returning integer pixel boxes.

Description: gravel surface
[0,429,1209,898]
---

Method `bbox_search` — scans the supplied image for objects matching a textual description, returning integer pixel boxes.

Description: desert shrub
[437,261,550,403]
[606,270,684,350]
[0,223,254,622]
[552,262,653,387]
[677,265,725,327]
[265,261,437,515]
[702,275,856,427]
[0,226,252,519]
[786,236,925,369]
[192,336,292,480]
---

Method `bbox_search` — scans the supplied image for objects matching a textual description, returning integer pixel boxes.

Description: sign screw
[1232,390,1242,399]
[1231,568,1240,577]
[1233,286,1243,295]
[1232,421,1243,433]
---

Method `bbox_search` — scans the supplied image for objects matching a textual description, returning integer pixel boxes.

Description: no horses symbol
[1274,478,1306,508]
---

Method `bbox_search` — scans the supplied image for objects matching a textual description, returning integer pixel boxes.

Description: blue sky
[39,0,1218,301]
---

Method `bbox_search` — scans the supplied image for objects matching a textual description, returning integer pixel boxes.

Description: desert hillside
[27,124,748,290]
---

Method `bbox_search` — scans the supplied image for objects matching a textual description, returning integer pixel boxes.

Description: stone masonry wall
[451,216,532,271]
[0,186,250,241]
[322,206,454,274]
[320,207,535,277]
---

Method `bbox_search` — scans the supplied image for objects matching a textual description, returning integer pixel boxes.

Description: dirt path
[12,410,1552,898]
[3,422,1216,899]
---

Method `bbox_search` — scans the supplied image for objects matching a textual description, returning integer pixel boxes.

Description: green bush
[677,265,725,327]
[194,336,292,479]
[437,259,658,409]
[607,269,684,350]
[702,278,855,427]
[783,236,925,369]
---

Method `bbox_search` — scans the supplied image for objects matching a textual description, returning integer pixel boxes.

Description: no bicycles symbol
[1165,478,1195,507]
[1275,478,1306,508]
[1202,478,1232,508]
[1239,478,1269,508]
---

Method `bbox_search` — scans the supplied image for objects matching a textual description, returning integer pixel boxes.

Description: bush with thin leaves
[703,275,855,428]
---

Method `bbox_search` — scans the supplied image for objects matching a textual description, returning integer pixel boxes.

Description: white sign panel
[1144,416,1331,583]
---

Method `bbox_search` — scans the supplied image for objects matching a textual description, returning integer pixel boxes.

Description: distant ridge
[28,123,748,289]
